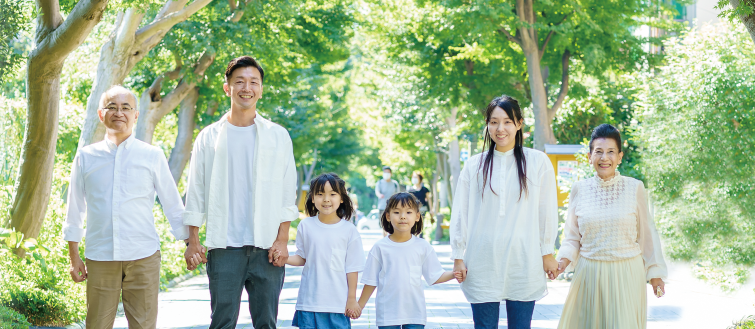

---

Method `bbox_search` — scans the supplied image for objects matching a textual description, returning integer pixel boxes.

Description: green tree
[10,0,110,246]
[0,0,30,84]
[637,23,755,286]
[717,0,755,43]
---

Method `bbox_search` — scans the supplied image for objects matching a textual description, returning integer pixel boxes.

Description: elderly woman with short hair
[556,124,667,329]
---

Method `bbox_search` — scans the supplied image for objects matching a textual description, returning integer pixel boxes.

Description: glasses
[103,106,134,114]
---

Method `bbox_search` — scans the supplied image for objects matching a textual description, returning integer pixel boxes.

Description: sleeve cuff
[183,211,206,227]
[427,269,445,286]
[295,250,306,259]
[281,205,299,223]
[360,278,378,286]
[62,224,85,242]
[171,225,190,241]
[556,247,577,263]
[646,266,668,281]
[541,244,555,256]
[451,248,465,260]
[345,266,364,273]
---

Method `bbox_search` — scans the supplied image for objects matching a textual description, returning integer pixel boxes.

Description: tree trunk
[78,0,213,149]
[11,0,108,243]
[435,152,444,241]
[295,165,303,209]
[730,0,755,44]
[168,87,198,183]
[446,107,461,195]
[304,149,318,184]
[504,0,570,150]
[135,51,214,144]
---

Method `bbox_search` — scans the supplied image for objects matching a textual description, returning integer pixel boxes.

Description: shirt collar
[104,133,136,150]
[493,148,515,157]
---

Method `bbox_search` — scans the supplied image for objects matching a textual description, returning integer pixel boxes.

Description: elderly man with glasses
[63,85,195,329]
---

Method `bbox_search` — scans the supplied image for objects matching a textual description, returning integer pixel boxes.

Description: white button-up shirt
[450,148,559,303]
[63,134,189,261]
[183,113,298,250]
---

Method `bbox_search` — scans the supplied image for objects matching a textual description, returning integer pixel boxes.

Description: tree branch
[230,0,253,22]
[548,49,570,115]
[539,10,574,61]
[154,51,215,119]
[134,0,213,46]
[35,0,63,44]
[38,0,108,57]
[497,27,522,45]
[155,0,189,21]
[228,0,237,10]
[730,0,755,44]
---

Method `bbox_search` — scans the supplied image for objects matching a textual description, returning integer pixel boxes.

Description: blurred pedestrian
[408,171,433,238]
[375,165,399,234]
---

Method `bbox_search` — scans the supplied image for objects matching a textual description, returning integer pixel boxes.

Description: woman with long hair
[450,95,559,329]
[555,124,667,328]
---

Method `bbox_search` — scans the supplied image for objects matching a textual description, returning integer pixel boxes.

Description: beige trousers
[85,251,161,329]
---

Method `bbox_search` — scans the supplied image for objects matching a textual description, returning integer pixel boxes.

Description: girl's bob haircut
[380,192,424,235]
[305,173,354,221]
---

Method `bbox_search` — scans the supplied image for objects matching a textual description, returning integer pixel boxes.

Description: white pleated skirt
[557,255,647,329]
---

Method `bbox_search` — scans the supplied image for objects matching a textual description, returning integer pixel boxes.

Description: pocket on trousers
[410,265,422,287]
[330,248,346,272]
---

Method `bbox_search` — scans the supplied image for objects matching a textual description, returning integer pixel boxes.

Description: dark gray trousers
[207,246,285,329]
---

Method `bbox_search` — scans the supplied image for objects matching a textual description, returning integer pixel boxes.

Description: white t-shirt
[294,216,365,313]
[361,235,445,326]
[226,123,256,247]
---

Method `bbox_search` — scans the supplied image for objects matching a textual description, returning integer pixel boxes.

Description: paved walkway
[114,230,755,328]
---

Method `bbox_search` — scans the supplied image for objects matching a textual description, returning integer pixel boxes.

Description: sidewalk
[114,230,755,328]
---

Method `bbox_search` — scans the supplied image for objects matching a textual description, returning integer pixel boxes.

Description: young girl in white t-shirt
[277,173,365,328]
[354,192,457,329]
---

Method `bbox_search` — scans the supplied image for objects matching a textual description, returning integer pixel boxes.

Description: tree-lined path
[113,230,755,329]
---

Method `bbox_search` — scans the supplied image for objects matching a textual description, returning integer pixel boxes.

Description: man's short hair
[99,85,138,110]
[382,166,392,172]
[225,56,265,82]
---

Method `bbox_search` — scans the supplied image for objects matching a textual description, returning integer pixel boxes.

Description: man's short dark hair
[382,166,392,172]
[225,56,265,82]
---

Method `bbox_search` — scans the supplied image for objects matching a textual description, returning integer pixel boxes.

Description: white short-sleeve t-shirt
[294,216,365,313]
[361,235,446,326]
[226,123,256,247]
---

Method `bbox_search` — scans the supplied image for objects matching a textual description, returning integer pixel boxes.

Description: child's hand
[453,270,464,283]
[345,298,361,319]
[542,254,558,280]
[272,250,281,262]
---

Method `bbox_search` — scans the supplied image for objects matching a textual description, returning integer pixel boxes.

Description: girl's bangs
[310,174,343,195]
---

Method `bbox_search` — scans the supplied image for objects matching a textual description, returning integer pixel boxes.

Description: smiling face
[488,106,522,152]
[98,90,138,135]
[313,181,343,218]
[588,138,624,179]
[223,66,263,111]
[388,203,420,235]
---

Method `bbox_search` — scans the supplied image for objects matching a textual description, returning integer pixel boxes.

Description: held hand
[184,243,207,271]
[69,256,87,283]
[345,298,362,319]
[269,239,289,267]
[542,254,558,280]
[556,259,571,278]
[453,259,468,283]
[650,278,665,298]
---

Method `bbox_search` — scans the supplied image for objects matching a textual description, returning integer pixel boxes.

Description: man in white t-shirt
[183,56,298,329]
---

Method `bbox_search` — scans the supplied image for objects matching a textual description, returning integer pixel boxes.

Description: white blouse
[450,148,559,303]
[556,172,668,280]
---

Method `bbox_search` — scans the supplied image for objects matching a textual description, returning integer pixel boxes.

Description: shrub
[636,22,755,288]
[0,305,30,329]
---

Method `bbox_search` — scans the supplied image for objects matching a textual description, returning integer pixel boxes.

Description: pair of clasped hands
[183,243,289,270]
